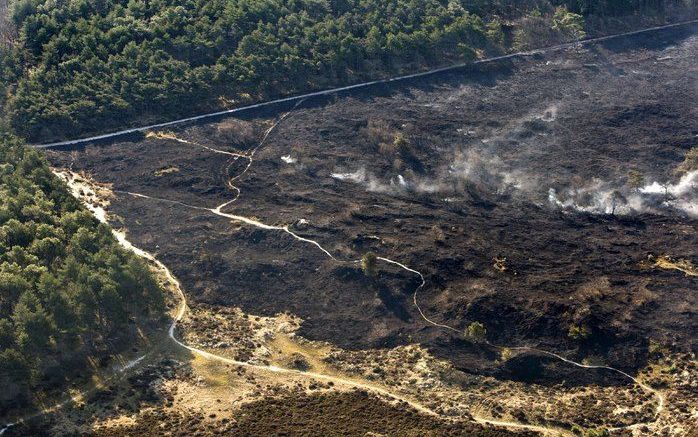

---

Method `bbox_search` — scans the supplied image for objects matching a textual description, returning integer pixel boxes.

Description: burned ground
[46,24,697,386]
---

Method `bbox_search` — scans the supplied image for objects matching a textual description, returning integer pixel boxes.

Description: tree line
[0,132,165,412]
[0,0,682,143]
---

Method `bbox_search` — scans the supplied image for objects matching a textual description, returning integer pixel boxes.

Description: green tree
[1,0,636,143]
[0,134,165,410]
[466,321,487,341]
[552,6,586,40]
[568,324,590,341]
[0,271,31,315]
[485,18,505,47]
[12,291,54,351]
[361,252,378,277]
[0,348,31,403]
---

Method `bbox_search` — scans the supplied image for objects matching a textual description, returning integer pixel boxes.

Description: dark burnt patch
[45,27,698,387]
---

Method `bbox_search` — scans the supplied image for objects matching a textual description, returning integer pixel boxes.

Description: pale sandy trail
[110,102,662,434]
[1,116,482,434]
[104,190,570,434]
[475,418,568,436]
[76,110,572,434]
[55,175,459,421]
[98,194,570,434]
[378,254,665,427]
[372,258,661,423]
[9,23,688,430]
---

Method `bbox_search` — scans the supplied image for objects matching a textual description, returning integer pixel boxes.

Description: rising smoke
[330,149,531,197]
[548,170,697,217]
[331,99,696,217]
[332,158,697,217]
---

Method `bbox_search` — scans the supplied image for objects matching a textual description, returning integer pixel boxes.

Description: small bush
[676,146,698,174]
[361,252,378,277]
[500,347,513,361]
[430,225,445,244]
[648,339,663,356]
[393,133,409,153]
[583,428,610,437]
[465,321,487,341]
[552,6,586,40]
[581,355,605,366]
[364,120,393,147]
[568,325,590,341]
[627,169,645,189]
[486,18,505,47]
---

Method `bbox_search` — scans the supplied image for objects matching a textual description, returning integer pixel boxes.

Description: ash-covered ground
[47,24,697,386]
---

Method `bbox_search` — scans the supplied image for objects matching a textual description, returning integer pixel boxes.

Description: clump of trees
[6,0,677,143]
[513,6,585,50]
[0,134,165,411]
[1,0,492,142]
[1,0,678,143]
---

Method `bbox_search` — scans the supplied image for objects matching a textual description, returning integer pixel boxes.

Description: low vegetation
[568,325,590,341]
[0,133,165,412]
[652,255,698,276]
[627,169,645,189]
[465,321,487,341]
[361,252,378,277]
[675,146,698,174]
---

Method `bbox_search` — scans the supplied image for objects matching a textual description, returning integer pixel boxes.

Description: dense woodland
[0,133,165,410]
[0,0,688,142]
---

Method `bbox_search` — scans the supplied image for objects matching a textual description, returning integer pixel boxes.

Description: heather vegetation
[0,133,165,411]
[0,0,683,142]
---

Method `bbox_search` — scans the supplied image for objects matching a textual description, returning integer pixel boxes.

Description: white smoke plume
[639,170,697,196]
[330,167,405,193]
[330,149,529,197]
[549,170,698,217]
[332,161,697,218]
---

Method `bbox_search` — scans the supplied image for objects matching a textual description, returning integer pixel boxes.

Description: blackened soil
[46,25,698,384]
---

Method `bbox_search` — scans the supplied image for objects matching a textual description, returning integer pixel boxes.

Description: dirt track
[45,23,697,389]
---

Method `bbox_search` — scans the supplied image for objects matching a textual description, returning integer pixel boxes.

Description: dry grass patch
[652,255,697,277]
[154,166,180,176]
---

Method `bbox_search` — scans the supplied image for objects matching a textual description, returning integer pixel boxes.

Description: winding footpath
[6,21,690,436]
[0,108,571,436]
[59,167,561,435]
[107,102,660,434]
[3,106,658,437]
